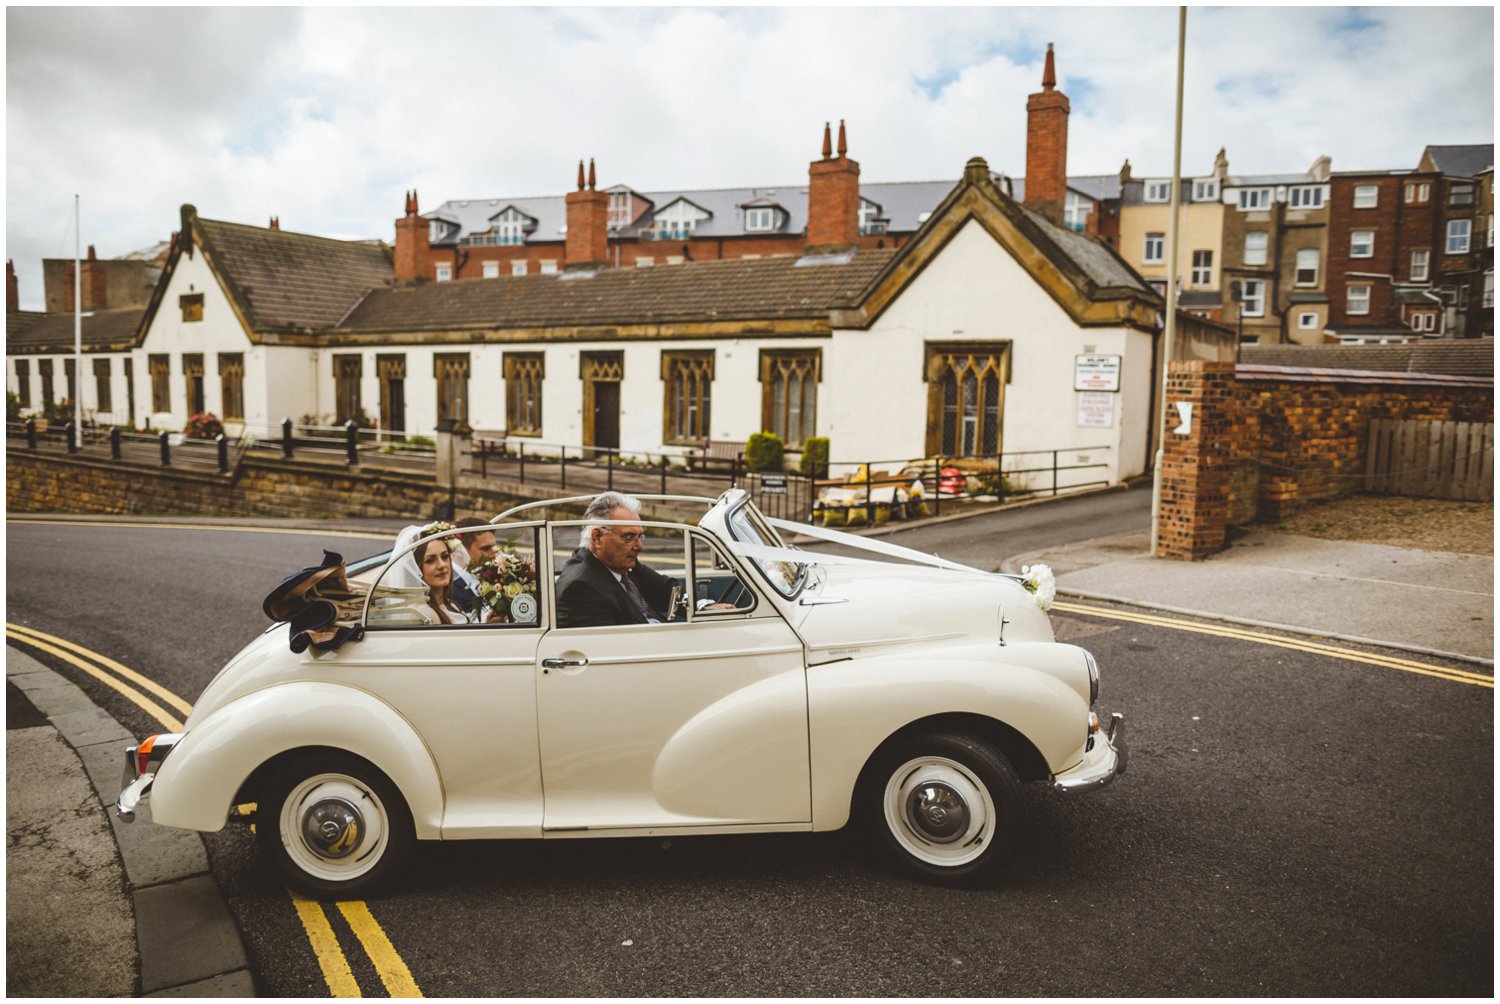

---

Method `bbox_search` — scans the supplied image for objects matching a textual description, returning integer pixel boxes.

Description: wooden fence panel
[1365,419,1493,501]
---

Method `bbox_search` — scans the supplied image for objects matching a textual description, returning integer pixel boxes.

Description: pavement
[999,527,1493,666]
[5,648,255,997]
[5,501,1491,997]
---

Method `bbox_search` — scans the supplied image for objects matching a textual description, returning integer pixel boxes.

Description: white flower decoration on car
[1020,563,1056,612]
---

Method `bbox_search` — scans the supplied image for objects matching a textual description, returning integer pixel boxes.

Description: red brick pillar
[1157,361,1237,560]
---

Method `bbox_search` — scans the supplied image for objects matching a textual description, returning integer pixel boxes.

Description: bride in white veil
[386,523,473,625]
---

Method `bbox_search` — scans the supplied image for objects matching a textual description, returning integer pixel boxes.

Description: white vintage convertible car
[118,489,1124,896]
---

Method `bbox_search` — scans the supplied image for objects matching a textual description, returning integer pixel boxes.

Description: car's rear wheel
[860,732,1022,885]
[257,752,414,898]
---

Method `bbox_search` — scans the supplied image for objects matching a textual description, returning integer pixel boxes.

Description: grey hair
[579,491,643,549]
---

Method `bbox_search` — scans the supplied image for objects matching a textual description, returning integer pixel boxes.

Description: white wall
[6,352,136,426]
[822,219,1155,484]
[134,248,253,432]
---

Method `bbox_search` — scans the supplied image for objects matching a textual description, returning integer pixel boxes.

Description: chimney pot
[807,121,861,249]
[1025,44,1070,225]
[566,159,609,267]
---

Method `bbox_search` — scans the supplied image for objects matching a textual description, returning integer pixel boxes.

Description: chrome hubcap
[301,797,364,859]
[906,782,969,843]
[883,755,997,868]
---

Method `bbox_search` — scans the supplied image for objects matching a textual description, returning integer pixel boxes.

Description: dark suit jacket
[555,547,675,628]
[451,572,480,619]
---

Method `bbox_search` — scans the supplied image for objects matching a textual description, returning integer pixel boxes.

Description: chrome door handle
[541,657,589,670]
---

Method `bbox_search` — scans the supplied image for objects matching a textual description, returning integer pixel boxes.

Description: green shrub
[41,398,74,424]
[6,392,20,423]
[799,436,830,478]
[745,431,784,472]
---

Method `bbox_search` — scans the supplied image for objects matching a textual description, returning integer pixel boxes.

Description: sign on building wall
[1074,354,1122,392]
[1076,391,1116,428]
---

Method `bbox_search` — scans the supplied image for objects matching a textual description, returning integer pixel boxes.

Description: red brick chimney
[565,159,610,269]
[807,120,861,250]
[81,244,108,310]
[1024,43,1070,225]
[393,190,430,282]
[6,259,17,311]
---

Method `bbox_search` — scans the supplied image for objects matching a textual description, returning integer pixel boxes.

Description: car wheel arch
[234,745,406,814]
[852,712,1048,806]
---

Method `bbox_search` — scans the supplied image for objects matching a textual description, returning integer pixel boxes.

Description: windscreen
[726,501,806,599]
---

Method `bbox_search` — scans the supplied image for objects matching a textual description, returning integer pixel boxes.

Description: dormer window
[745,207,778,232]
[1237,188,1272,211]
[1289,186,1324,209]
[1192,179,1219,202]
[609,191,632,228]
[858,199,886,235]
[649,199,709,240]
[1064,192,1093,232]
[1145,180,1171,203]
[493,209,531,246]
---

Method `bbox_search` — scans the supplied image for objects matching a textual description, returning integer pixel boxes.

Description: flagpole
[74,194,82,437]
[1149,7,1187,557]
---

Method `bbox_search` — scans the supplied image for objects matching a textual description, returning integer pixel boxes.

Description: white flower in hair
[1020,563,1056,612]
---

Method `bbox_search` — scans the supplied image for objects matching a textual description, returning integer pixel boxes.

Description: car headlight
[1083,649,1099,706]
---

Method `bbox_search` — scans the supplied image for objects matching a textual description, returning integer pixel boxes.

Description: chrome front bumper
[1052,712,1127,794]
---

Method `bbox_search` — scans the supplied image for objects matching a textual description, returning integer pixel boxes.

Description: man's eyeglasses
[605,529,646,544]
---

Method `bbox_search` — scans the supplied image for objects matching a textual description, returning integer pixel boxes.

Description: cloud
[5,6,1492,309]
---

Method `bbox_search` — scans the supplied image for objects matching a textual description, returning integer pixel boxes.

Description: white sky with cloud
[5,5,1493,310]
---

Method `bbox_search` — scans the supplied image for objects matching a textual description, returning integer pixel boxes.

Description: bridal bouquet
[471,539,539,623]
[1020,563,1056,612]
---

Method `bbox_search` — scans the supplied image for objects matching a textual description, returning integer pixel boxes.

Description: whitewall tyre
[861,732,1022,885]
[258,752,415,898]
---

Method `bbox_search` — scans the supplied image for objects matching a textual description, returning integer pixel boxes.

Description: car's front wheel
[257,752,415,898]
[860,732,1022,885]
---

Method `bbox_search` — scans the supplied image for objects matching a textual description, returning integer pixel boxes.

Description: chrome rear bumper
[1052,712,1126,794]
[116,772,154,821]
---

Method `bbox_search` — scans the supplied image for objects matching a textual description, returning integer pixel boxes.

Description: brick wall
[1157,360,1493,559]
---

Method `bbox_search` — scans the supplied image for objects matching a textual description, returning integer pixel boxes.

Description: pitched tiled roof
[337,251,897,333]
[1017,204,1154,295]
[8,310,46,341]
[1239,341,1493,377]
[5,308,145,353]
[1423,144,1494,178]
[195,217,392,331]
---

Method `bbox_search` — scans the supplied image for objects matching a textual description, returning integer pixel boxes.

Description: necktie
[620,573,658,622]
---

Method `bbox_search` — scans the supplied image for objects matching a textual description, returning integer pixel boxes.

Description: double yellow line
[4,623,422,997]
[1052,601,1494,689]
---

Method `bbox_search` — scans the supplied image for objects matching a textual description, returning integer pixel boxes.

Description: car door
[536,523,810,831]
[348,521,546,839]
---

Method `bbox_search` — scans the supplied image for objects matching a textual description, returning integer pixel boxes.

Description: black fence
[466,437,1113,525]
[8,417,1111,522]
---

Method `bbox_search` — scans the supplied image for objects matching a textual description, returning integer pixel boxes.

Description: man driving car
[555,492,677,628]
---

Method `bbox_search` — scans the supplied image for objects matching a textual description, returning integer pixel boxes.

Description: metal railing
[238,419,437,471]
[466,435,1113,525]
[6,419,237,472]
[469,437,747,497]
